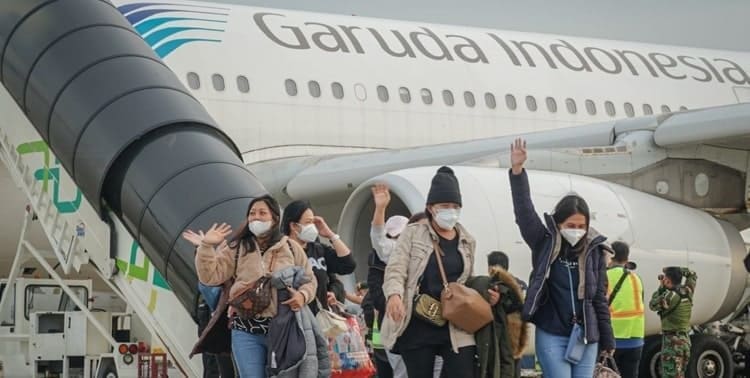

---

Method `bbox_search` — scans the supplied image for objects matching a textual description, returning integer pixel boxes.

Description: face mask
[297,223,319,243]
[561,228,586,246]
[248,220,273,236]
[434,208,461,230]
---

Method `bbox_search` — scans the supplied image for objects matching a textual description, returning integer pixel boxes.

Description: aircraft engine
[338,166,747,335]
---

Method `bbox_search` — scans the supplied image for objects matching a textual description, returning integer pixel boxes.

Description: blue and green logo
[118,2,229,58]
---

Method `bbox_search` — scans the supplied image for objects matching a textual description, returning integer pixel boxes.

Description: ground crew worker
[649,266,697,378]
[606,242,644,378]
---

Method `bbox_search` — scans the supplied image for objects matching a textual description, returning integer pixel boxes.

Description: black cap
[426,166,462,206]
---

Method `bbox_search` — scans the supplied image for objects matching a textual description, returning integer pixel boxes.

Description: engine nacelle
[338,166,747,335]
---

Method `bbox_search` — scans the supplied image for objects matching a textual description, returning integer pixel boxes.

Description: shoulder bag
[433,240,493,333]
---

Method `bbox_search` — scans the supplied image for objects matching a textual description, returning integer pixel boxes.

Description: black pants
[613,346,642,378]
[197,303,236,377]
[401,345,476,378]
[373,348,393,378]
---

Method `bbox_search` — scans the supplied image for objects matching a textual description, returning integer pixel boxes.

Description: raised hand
[313,216,334,239]
[202,223,232,246]
[181,229,205,247]
[510,138,527,175]
[372,184,391,209]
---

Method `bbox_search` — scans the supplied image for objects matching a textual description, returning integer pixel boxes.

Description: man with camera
[649,266,698,378]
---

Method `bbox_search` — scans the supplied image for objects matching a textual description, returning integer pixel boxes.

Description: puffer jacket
[509,169,615,351]
[381,222,477,352]
[269,266,331,378]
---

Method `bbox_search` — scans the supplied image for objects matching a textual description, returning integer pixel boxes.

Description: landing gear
[640,334,734,378]
[687,334,733,378]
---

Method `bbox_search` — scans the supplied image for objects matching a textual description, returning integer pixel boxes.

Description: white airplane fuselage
[123,0,750,164]
[0,0,750,371]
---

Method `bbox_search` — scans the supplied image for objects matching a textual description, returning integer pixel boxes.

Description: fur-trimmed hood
[489,267,529,359]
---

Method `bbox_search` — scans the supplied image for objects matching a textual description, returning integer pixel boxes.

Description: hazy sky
[208,0,749,52]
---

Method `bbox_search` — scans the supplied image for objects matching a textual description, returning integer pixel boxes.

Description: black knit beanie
[426,166,462,206]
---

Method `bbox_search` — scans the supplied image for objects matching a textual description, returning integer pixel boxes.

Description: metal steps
[0,128,92,274]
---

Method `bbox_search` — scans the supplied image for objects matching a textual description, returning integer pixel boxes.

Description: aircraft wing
[651,103,750,150]
[250,102,750,201]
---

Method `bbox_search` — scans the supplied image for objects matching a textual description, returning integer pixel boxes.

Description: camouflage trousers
[660,332,691,378]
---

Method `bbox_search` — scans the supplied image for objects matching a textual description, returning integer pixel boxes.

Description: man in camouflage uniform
[649,267,697,378]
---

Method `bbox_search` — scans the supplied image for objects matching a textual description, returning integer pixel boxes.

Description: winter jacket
[381,222,477,352]
[509,169,615,350]
[468,267,529,378]
[195,236,316,317]
[269,266,331,378]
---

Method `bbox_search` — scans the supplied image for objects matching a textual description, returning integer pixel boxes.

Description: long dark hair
[281,200,312,236]
[552,194,590,228]
[229,195,281,254]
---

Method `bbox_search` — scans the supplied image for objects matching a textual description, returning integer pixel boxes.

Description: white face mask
[434,208,461,230]
[561,228,586,246]
[248,220,273,236]
[297,223,319,243]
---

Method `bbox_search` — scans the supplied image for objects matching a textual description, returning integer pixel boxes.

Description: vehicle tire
[687,334,733,378]
[640,335,663,378]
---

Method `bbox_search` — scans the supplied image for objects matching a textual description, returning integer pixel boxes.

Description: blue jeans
[198,283,222,312]
[231,330,267,378]
[535,327,598,378]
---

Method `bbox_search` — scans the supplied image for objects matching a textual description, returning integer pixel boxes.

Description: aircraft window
[308,80,321,98]
[525,96,537,112]
[332,82,344,99]
[186,72,200,90]
[443,90,455,106]
[285,79,298,96]
[546,97,557,113]
[421,89,433,105]
[605,101,616,116]
[376,85,389,102]
[237,76,250,93]
[679,106,688,111]
[483,93,496,109]
[399,87,411,103]
[624,102,635,117]
[585,99,596,115]
[661,105,671,113]
[505,94,517,110]
[354,83,367,101]
[565,98,577,114]
[643,104,653,115]
[464,91,476,108]
[212,74,225,91]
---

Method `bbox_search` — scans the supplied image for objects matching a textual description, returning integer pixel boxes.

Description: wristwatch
[329,234,341,242]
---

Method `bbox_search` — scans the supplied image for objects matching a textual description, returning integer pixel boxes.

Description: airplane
[0,0,748,376]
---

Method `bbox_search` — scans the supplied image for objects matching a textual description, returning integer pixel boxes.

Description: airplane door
[733,86,750,103]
